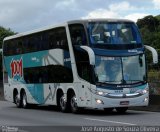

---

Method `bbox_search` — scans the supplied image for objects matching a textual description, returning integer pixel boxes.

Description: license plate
[120,101,129,105]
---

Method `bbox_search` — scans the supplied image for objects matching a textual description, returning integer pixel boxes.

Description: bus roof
[4,18,134,41]
[67,18,134,24]
[3,22,67,41]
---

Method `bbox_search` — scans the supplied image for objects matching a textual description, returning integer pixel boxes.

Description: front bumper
[92,93,149,110]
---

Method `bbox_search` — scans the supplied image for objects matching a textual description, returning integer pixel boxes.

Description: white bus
[3,19,158,113]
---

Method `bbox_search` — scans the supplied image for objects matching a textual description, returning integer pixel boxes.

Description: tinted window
[3,39,23,56]
[73,48,95,83]
[88,22,143,49]
[3,27,68,56]
[24,65,73,83]
[3,41,9,56]
[69,24,87,45]
[88,22,142,45]
[49,27,69,50]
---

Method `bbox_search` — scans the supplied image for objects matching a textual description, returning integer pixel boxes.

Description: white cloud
[82,9,120,19]
[153,0,160,9]
[55,0,76,9]
[125,13,149,22]
[0,0,157,32]
[82,1,139,20]
[83,1,150,22]
[109,1,136,11]
[0,0,53,27]
[83,9,147,22]
[0,0,68,32]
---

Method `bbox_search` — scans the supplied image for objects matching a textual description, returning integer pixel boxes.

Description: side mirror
[145,45,158,64]
[80,46,95,65]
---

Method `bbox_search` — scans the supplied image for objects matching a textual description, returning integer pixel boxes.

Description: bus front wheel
[14,93,22,108]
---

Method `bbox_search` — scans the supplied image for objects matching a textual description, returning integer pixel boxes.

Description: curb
[130,106,160,112]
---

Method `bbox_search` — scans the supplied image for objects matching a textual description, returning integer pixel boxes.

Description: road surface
[0,101,160,132]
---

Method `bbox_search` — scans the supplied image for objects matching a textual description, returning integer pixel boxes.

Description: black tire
[70,93,79,113]
[14,93,22,108]
[59,93,68,112]
[21,91,29,109]
[116,107,128,114]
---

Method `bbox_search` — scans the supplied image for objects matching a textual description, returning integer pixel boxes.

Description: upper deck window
[69,24,87,46]
[3,27,68,56]
[88,22,142,49]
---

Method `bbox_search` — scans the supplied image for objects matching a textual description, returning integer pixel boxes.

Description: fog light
[96,99,104,104]
[144,97,148,102]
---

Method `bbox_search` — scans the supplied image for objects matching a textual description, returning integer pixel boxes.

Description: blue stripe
[93,48,144,56]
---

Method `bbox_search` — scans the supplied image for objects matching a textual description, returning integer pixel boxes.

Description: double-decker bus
[3,19,158,113]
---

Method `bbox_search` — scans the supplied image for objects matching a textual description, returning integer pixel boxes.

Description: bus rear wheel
[14,93,22,108]
[21,91,29,109]
[116,107,128,114]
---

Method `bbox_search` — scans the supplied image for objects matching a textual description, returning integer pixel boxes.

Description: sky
[0,0,160,32]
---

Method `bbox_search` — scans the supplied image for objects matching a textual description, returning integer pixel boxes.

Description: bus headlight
[89,88,108,96]
[137,88,149,94]
[142,89,148,94]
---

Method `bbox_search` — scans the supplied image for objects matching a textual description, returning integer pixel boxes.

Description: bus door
[77,62,92,107]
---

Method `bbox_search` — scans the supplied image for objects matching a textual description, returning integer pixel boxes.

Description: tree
[0,26,15,48]
[137,15,159,32]
[0,26,15,80]
[137,15,160,66]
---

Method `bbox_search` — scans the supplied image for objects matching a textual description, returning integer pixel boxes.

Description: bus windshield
[95,54,146,84]
[88,22,142,45]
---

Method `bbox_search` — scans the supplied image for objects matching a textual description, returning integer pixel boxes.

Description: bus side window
[27,37,34,52]
[69,24,87,46]
[23,38,29,53]
[49,32,56,49]
[3,41,9,56]
[41,33,49,50]
[16,41,23,54]
[49,27,68,50]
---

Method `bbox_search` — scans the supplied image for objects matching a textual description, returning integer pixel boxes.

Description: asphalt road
[0,101,160,132]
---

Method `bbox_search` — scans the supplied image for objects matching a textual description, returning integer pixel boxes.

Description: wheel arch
[67,88,75,101]
[56,88,64,105]
[13,88,18,103]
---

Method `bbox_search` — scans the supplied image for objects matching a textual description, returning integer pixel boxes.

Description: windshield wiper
[102,81,122,84]
[96,81,107,86]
